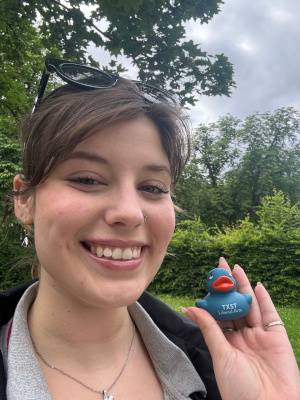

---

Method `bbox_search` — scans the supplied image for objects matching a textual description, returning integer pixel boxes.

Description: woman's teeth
[89,245,141,260]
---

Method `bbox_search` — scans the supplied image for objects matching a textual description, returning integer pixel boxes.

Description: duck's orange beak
[212,276,234,292]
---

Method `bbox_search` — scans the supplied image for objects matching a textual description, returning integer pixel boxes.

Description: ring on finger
[222,327,236,333]
[264,320,284,329]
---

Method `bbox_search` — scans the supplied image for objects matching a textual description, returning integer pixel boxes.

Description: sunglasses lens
[60,64,115,87]
[137,83,177,104]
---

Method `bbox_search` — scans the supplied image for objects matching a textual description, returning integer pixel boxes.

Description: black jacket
[0,281,221,400]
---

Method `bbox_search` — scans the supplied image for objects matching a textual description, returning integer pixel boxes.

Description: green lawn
[156,294,300,367]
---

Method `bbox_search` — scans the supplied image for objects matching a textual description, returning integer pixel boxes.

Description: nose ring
[143,214,148,224]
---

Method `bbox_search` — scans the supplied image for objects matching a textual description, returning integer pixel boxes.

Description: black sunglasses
[32,57,177,113]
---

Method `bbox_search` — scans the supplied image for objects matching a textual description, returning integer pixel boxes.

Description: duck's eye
[208,274,213,280]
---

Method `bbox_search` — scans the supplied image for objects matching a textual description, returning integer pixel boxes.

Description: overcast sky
[89,0,300,126]
[185,0,300,125]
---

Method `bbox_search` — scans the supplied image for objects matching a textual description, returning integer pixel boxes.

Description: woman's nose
[103,187,145,229]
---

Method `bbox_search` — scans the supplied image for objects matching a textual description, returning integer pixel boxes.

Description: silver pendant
[21,235,29,247]
[102,390,114,400]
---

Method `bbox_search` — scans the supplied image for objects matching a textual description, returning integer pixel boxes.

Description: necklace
[33,324,136,400]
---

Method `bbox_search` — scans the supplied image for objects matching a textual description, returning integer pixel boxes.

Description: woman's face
[18,116,175,308]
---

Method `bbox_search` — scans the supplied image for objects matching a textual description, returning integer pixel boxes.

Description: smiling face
[15,117,175,308]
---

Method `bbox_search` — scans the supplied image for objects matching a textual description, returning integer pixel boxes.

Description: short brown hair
[19,79,190,193]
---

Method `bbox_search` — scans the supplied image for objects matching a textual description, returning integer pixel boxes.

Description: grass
[156,294,300,367]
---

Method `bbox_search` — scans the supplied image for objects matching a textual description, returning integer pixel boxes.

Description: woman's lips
[81,242,144,271]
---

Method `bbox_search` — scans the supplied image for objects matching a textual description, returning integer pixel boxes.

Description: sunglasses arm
[32,69,50,113]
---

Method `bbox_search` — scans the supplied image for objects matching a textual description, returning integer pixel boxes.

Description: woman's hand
[184,257,300,400]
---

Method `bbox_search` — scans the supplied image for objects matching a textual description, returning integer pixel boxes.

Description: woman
[0,57,299,400]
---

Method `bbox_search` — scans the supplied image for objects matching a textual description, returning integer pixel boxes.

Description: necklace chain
[33,323,136,399]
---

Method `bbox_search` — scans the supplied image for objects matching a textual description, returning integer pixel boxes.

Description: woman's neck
[27,278,134,369]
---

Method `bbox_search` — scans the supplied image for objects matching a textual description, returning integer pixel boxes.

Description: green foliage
[175,107,300,226]
[0,0,62,199]
[256,191,300,236]
[230,108,300,219]
[0,119,22,228]
[0,0,234,107]
[0,128,21,191]
[150,192,300,305]
[0,1,53,118]
[0,220,32,290]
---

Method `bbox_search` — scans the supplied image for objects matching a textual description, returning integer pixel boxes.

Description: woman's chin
[78,279,149,309]
[99,286,146,308]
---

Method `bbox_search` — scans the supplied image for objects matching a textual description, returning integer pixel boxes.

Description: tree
[192,115,240,187]
[0,0,63,123]
[174,115,241,225]
[1,0,235,109]
[175,108,300,226]
[230,107,300,219]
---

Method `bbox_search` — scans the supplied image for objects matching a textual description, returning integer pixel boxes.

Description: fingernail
[219,256,226,262]
[180,307,188,313]
[256,281,263,287]
[233,264,241,270]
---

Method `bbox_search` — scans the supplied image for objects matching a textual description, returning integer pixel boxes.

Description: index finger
[218,256,232,273]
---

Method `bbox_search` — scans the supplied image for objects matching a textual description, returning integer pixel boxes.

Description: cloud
[186,0,300,124]
[88,0,300,126]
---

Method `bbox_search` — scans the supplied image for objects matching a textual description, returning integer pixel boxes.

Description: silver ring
[264,320,284,329]
[222,327,236,333]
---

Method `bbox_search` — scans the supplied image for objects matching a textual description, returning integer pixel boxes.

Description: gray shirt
[0,283,207,400]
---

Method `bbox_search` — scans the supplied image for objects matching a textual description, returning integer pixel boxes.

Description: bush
[0,220,32,289]
[150,192,300,305]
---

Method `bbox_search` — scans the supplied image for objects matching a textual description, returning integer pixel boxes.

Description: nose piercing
[143,214,148,224]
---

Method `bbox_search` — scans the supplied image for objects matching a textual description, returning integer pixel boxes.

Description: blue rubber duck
[195,268,252,320]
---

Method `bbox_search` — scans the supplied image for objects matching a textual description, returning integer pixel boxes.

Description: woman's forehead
[51,117,170,175]
[73,117,168,157]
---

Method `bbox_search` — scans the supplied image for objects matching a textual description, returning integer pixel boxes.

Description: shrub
[150,192,300,305]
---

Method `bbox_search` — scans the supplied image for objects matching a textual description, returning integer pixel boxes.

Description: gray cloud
[88,0,300,126]
[186,0,300,124]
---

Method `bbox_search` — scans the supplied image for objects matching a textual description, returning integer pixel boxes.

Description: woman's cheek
[155,201,176,248]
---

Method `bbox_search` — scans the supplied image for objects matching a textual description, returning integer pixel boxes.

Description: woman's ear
[13,175,34,225]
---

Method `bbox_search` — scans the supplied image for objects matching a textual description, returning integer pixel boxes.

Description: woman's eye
[140,185,169,195]
[68,176,103,186]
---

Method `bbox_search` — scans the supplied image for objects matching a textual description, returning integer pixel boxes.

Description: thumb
[184,307,232,360]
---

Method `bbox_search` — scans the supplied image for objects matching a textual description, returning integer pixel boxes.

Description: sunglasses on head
[32,56,177,113]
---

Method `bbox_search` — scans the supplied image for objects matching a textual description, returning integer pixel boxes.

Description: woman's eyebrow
[143,164,171,177]
[65,150,171,176]
[64,151,109,165]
